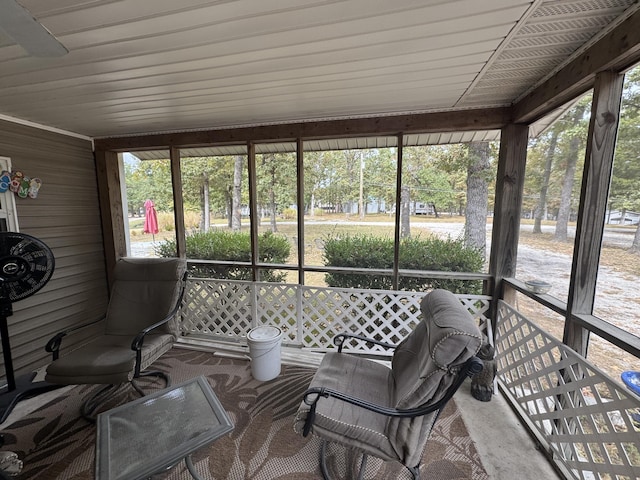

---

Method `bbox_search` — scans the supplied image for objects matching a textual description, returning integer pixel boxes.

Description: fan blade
[0,0,68,57]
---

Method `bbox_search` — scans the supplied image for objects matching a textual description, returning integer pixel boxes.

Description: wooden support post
[95,149,126,282]
[392,134,403,291]
[296,138,305,285]
[247,142,259,282]
[565,71,624,356]
[170,146,186,259]
[488,124,529,334]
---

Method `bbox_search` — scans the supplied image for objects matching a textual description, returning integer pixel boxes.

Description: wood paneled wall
[0,119,108,380]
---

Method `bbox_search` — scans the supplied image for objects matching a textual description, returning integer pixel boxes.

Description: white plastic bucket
[246,326,283,381]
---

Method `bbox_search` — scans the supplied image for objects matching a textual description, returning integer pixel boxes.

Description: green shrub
[281,207,297,220]
[323,235,394,290]
[398,236,484,294]
[323,234,483,293]
[157,230,290,282]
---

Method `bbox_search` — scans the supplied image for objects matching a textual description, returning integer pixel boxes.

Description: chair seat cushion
[45,333,173,385]
[294,352,398,461]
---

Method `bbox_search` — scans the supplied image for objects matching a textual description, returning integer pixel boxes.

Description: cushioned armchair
[44,257,187,420]
[294,289,483,480]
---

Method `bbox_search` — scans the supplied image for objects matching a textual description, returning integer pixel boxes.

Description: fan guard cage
[0,232,55,303]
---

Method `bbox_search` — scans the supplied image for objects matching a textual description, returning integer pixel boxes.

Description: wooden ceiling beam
[93,107,512,151]
[513,7,640,124]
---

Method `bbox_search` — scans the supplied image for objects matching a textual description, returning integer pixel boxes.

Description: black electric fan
[0,232,57,424]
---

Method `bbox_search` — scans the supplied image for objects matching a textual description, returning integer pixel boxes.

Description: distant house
[606,210,640,225]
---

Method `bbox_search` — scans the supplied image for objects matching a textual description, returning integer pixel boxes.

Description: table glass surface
[96,375,233,480]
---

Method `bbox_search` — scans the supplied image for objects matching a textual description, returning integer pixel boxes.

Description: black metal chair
[44,257,187,420]
[294,289,484,480]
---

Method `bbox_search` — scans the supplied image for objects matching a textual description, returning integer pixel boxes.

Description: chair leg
[357,453,368,480]
[319,440,368,480]
[81,384,119,422]
[131,370,170,397]
[407,464,420,480]
[81,372,170,422]
[320,439,330,480]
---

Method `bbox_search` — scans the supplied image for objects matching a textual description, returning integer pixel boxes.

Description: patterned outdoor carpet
[0,348,488,479]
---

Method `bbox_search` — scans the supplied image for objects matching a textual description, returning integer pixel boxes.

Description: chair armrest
[333,333,397,353]
[130,315,173,351]
[45,317,106,360]
[301,356,483,437]
[130,271,187,379]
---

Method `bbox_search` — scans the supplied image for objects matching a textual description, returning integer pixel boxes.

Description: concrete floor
[455,380,563,479]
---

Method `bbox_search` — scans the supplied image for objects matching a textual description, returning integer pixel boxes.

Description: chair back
[387,289,482,466]
[104,257,187,336]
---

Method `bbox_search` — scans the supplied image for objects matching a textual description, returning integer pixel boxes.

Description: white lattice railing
[496,301,640,480]
[181,278,491,353]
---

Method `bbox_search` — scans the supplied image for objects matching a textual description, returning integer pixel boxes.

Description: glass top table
[96,375,233,480]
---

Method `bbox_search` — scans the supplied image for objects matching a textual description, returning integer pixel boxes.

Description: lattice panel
[301,287,424,351]
[459,295,492,337]
[255,283,299,342]
[496,301,640,480]
[181,279,253,339]
[182,279,491,353]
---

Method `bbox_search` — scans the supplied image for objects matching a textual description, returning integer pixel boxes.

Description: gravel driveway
[414,221,640,374]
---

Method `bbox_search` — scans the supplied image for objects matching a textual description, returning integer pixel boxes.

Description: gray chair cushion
[392,289,483,408]
[388,289,482,466]
[45,333,174,385]
[45,257,186,386]
[106,257,186,336]
[294,352,399,462]
[295,288,482,469]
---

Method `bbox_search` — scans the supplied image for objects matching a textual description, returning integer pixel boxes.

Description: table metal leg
[184,455,203,480]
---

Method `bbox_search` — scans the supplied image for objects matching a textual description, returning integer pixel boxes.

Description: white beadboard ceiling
[0,0,637,140]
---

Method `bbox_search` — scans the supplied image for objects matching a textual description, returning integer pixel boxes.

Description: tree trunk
[359,154,365,220]
[555,104,586,241]
[465,142,490,260]
[534,130,558,234]
[400,185,410,238]
[555,156,577,242]
[199,183,205,232]
[310,192,316,217]
[263,154,278,233]
[269,181,277,233]
[202,171,210,232]
[232,155,242,231]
